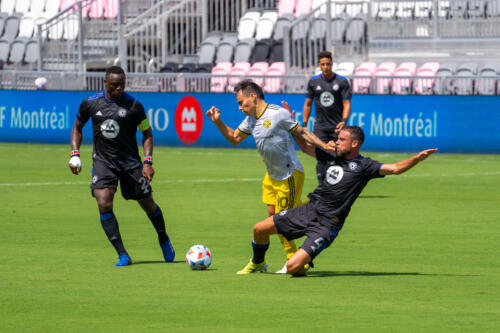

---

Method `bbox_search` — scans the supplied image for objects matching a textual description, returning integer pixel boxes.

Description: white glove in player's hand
[69,156,82,175]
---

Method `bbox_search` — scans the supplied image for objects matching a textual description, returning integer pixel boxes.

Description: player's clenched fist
[206,106,221,123]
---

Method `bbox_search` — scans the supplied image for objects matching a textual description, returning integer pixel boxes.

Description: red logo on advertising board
[174,96,203,145]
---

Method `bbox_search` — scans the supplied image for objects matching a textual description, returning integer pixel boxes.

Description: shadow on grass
[133,260,185,265]
[305,271,478,278]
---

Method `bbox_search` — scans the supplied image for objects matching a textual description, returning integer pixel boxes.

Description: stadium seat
[237,10,260,40]
[415,1,432,18]
[468,0,486,18]
[345,2,365,18]
[414,62,440,95]
[353,62,376,94]
[159,62,179,73]
[196,63,213,73]
[376,2,396,19]
[454,62,477,95]
[60,0,76,12]
[227,62,251,92]
[215,40,235,63]
[475,64,500,95]
[392,62,417,94]
[48,19,64,40]
[396,1,415,19]
[0,13,8,37]
[8,39,26,63]
[269,39,284,63]
[278,0,297,17]
[210,62,232,92]
[295,0,313,17]
[335,62,354,77]
[15,0,32,14]
[18,16,35,39]
[312,0,345,18]
[447,0,467,18]
[330,17,346,42]
[62,14,79,40]
[374,62,396,94]
[438,0,450,17]
[255,10,277,41]
[311,15,327,51]
[434,62,457,95]
[345,16,366,43]
[252,39,272,63]
[0,39,10,62]
[34,17,48,38]
[23,38,37,63]
[264,62,286,93]
[44,0,60,17]
[248,62,269,86]
[486,1,500,17]
[233,38,255,63]
[2,15,21,43]
[197,41,217,65]
[1,0,16,14]
[273,14,293,40]
[89,0,106,19]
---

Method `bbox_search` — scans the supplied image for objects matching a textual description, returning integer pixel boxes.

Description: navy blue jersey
[76,92,149,171]
[308,155,384,223]
[306,73,352,134]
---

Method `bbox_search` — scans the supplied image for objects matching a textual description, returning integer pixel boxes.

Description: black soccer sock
[100,211,127,255]
[147,205,169,244]
[251,240,269,264]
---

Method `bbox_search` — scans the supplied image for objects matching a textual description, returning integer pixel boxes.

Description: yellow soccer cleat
[236,259,268,275]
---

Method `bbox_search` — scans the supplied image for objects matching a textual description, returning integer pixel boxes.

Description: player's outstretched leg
[100,211,131,266]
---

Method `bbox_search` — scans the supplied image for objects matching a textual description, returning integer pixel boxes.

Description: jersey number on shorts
[310,237,325,254]
[138,177,150,194]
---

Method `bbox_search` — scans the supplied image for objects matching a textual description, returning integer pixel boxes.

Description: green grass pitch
[0,143,499,332]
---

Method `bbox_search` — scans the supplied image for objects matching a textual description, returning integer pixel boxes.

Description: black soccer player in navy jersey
[68,66,174,267]
[238,126,437,276]
[303,51,352,183]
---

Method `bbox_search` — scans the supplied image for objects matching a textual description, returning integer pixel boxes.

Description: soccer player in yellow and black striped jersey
[206,80,336,274]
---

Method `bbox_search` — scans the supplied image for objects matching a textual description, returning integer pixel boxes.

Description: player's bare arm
[292,125,336,154]
[302,98,313,125]
[69,119,84,175]
[206,106,249,145]
[281,100,316,157]
[335,99,351,133]
[142,128,155,182]
[380,148,438,175]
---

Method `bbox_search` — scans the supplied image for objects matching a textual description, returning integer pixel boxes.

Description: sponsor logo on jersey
[100,119,120,139]
[325,165,344,185]
[348,161,357,170]
[263,119,271,128]
[118,108,127,117]
[319,91,334,107]
[175,96,203,145]
[333,84,339,91]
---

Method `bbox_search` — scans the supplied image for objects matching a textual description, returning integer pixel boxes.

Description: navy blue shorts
[91,160,152,200]
[273,202,341,259]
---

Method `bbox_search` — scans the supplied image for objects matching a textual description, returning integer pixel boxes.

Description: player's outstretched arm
[69,119,84,175]
[380,148,438,175]
[281,100,316,158]
[292,125,336,155]
[205,106,248,145]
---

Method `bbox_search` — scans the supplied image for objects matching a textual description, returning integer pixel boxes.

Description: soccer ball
[185,245,212,270]
[34,77,47,90]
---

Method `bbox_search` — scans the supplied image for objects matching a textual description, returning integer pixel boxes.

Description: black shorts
[273,202,341,259]
[91,160,152,200]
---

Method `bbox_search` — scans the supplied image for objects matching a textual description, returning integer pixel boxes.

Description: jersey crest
[100,119,120,139]
[263,119,271,128]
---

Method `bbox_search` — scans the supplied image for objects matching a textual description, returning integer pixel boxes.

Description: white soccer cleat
[275,262,288,274]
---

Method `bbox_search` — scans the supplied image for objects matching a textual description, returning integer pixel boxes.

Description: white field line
[1,172,499,187]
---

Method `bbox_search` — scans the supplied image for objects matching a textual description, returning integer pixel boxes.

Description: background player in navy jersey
[68,66,174,267]
[239,125,437,276]
[303,51,352,183]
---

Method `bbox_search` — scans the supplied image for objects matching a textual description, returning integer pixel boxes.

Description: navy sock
[252,241,269,264]
[147,205,169,244]
[100,211,127,255]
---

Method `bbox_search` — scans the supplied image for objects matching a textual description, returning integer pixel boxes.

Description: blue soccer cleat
[160,239,175,262]
[115,253,132,267]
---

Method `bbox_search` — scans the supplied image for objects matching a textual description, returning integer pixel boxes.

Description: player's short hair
[105,66,125,78]
[318,51,332,62]
[342,126,365,146]
[234,80,264,100]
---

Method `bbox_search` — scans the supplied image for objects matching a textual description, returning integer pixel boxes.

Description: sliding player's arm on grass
[206,106,249,145]
[380,148,438,176]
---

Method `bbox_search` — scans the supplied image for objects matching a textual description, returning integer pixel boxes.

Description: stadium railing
[2,70,499,96]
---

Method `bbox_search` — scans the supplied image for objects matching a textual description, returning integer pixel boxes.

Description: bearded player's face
[105,73,126,100]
